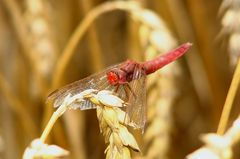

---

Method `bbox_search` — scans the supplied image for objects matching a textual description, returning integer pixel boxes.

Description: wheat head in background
[133,9,178,159]
[220,0,240,68]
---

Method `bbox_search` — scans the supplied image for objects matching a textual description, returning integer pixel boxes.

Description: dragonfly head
[107,71,119,85]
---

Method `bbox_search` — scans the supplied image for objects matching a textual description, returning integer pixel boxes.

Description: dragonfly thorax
[106,60,143,86]
[106,68,128,85]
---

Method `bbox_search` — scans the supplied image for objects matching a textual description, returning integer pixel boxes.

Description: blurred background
[0,0,239,158]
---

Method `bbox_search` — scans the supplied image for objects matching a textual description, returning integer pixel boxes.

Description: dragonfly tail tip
[185,42,193,47]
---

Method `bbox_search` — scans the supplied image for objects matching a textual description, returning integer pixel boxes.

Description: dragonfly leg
[125,83,137,99]
[123,85,130,101]
[113,85,119,93]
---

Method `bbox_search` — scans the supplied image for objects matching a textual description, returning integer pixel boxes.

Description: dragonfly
[47,43,192,130]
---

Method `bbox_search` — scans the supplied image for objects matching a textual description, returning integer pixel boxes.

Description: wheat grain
[23,139,69,159]
[90,90,140,159]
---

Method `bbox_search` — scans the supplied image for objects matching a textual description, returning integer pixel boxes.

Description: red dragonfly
[47,43,192,130]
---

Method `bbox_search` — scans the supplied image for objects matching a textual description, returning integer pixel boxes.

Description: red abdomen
[142,43,192,74]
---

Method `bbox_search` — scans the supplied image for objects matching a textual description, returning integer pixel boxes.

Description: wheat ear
[187,114,240,159]
[23,89,140,159]
[88,90,140,159]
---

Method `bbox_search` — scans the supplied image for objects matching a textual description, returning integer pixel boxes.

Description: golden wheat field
[0,0,240,159]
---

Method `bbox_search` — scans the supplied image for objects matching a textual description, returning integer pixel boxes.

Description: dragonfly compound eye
[107,71,119,85]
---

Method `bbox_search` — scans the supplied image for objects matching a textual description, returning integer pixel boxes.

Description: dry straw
[217,58,240,135]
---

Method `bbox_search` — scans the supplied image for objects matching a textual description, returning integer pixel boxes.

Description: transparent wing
[47,62,147,129]
[126,66,146,132]
[47,64,121,110]
[70,100,98,110]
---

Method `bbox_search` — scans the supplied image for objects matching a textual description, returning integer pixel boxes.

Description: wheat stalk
[217,0,240,135]
[217,58,240,135]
